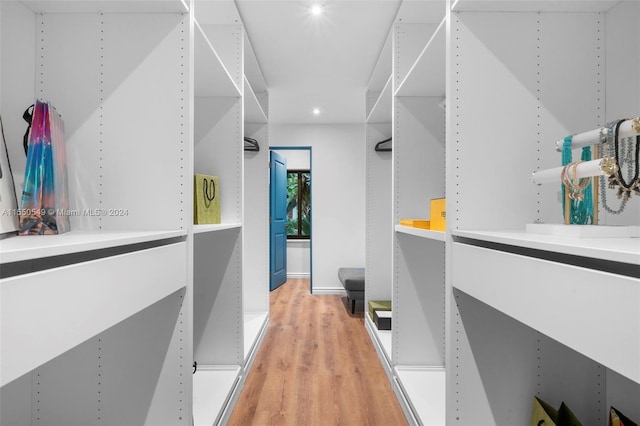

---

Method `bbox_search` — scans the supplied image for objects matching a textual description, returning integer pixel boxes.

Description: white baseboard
[286,272,310,279]
[284,274,345,295]
[311,286,346,295]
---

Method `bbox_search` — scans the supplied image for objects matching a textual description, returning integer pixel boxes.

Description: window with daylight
[286,170,311,239]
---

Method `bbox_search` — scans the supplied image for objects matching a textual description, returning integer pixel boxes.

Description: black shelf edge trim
[0,236,187,279]
[452,236,640,279]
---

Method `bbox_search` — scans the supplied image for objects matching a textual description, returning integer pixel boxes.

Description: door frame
[269,146,313,294]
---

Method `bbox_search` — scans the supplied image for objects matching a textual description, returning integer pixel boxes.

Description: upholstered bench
[338,267,365,314]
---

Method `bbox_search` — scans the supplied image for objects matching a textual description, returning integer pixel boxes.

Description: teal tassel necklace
[561,136,593,225]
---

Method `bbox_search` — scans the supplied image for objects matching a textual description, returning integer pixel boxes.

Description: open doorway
[269,147,312,293]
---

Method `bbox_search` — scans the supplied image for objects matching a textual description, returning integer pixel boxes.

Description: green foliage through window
[286,170,310,239]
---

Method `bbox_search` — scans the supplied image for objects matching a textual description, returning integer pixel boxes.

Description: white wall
[1,1,35,194]
[286,240,310,278]
[270,124,366,292]
[273,149,309,170]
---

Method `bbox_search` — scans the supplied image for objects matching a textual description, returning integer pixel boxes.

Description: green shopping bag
[194,174,220,224]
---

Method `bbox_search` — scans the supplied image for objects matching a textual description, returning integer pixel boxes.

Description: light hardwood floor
[227,278,408,426]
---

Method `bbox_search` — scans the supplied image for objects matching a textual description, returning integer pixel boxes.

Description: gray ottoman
[338,267,365,314]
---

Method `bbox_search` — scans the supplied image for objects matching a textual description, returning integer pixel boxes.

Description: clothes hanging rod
[555,117,640,151]
[531,157,618,185]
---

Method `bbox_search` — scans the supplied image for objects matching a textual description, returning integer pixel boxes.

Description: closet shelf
[244,33,268,94]
[1,242,187,387]
[195,20,241,97]
[193,366,241,426]
[243,312,269,363]
[453,241,640,385]
[20,0,188,14]
[452,229,640,265]
[395,367,446,426]
[367,32,392,93]
[193,223,242,235]
[365,313,392,363]
[244,76,268,123]
[451,0,621,13]
[0,230,186,264]
[366,75,392,123]
[396,225,446,242]
[395,16,446,97]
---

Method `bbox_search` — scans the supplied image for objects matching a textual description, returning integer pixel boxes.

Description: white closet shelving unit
[392,9,446,425]
[365,1,447,424]
[1,0,192,425]
[191,1,269,424]
[365,29,394,375]
[241,28,270,380]
[1,0,270,424]
[192,6,244,423]
[446,0,640,424]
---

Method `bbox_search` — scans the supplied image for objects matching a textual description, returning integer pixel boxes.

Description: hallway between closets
[227,278,408,426]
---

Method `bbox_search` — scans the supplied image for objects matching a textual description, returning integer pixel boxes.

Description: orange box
[430,198,446,231]
[400,219,431,229]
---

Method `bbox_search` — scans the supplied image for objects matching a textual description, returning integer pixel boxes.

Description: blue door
[270,151,287,291]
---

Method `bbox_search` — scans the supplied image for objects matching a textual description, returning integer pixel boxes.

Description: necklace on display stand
[599,119,633,214]
[607,118,640,200]
[561,136,594,224]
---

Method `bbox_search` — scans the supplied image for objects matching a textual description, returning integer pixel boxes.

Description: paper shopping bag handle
[203,178,216,203]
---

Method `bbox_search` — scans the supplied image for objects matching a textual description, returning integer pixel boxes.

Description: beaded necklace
[561,135,593,224]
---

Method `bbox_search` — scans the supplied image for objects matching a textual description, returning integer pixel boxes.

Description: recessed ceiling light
[310,4,323,16]
[312,108,321,115]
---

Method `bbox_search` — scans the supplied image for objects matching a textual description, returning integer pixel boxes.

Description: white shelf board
[20,0,189,14]
[366,75,392,123]
[244,33,268,93]
[193,223,242,235]
[451,0,621,12]
[365,313,392,362]
[365,314,393,384]
[193,366,241,426]
[195,20,241,97]
[453,242,640,384]
[452,229,640,265]
[367,33,392,92]
[526,223,639,238]
[395,16,446,97]
[1,243,186,387]
[395,366,446,426]
[396,225,446,242]
[243,311,268,361]
[0,230,186,264]
[244,76,268,124]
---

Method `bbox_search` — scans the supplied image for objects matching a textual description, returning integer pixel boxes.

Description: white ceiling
[234,0,445,124]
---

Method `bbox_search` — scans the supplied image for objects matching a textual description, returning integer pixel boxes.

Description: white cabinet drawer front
[1,242,187,387]
[452,242,640,384]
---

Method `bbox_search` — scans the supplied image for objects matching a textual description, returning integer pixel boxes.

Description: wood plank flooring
[228,279,408,426]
